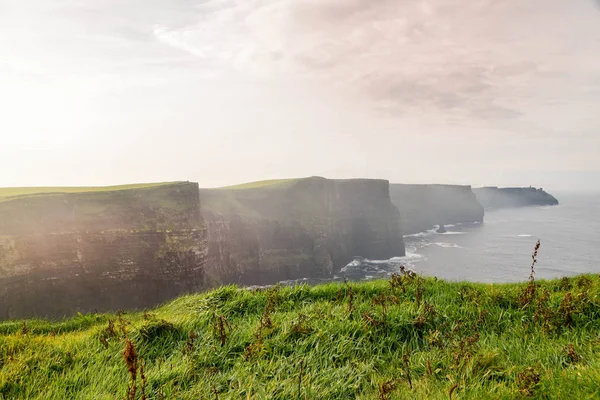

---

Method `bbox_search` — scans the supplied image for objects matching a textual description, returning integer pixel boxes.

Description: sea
[284,193,600,286]
[400,193,600,283]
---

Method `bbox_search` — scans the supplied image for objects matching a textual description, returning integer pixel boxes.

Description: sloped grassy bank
[1,273,599,399]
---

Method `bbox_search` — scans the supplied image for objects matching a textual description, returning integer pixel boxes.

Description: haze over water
[278,193,600,287]
[403,193,600,283]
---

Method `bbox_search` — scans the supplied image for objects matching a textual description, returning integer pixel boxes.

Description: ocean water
[392,193,600,283]
[277,193,600,286]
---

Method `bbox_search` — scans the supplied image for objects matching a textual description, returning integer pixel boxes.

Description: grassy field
[202,178,314,218]
[0,182,182,201]
[216,178,302,191]
[1,270,599,399]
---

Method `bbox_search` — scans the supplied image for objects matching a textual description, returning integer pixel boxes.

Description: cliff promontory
[201,177,404,286]
[474,187,559,209]
[389,184,484,235]
[0,178,405,319]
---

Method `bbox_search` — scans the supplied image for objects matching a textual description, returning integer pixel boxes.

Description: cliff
[389,184,484,235]
[0,182,207,320]
[474,187,559,209]
[0,178,404,319]
[200,177,405,286]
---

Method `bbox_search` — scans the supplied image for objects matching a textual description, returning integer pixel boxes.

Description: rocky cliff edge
[0,178,405,319]
[389,184,484,235]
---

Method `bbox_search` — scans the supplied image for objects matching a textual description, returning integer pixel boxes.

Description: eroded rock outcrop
[389,184,484,235]
[474,187,559,209]
[0,178,405,319]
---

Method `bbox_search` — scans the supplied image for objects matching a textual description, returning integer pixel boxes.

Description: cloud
[153,25,207,58]
[149,0,600,123]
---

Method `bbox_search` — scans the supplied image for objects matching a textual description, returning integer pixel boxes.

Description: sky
[1,0,599,192]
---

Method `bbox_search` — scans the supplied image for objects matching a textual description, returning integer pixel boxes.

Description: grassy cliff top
[0,182,199,233]
[0,182,184,202]
[216,177,390,191]
[202,178,312,218]
[1,274,599,399]
[216,178,303,190]
[201,177,393,219]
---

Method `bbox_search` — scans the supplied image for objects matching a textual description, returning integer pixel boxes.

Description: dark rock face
[0,178,405,320]
[474,187,559,209]
[436,225,447,234]
[389,184,484,235]
[0,183,206,320]
[200,177,405,286]
[0,230,207,320]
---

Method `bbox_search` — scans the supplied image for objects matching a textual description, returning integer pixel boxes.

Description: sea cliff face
[201,177,405,286]
[0,178,405,319]
[474,187,559,209]
[389,184,484,235]
[0,183,207,320]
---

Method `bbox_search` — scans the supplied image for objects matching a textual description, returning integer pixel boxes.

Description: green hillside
[217,178,301,191]
[0,182,182,202]
[0,181,199,235]
[1,273,599,399]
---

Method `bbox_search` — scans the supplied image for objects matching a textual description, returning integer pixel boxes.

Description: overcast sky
[1,0,599,191]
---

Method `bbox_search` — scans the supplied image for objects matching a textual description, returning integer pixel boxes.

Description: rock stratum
[389,184,485,235]
[0,178,404,319]
[474,187,559,209]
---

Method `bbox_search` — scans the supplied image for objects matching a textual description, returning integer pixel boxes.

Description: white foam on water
[425,242,463,249]
[517,234,533,237]
[341,252,426,277]
[371,252,426,268]
[404,228,438,238]
[339,259,362,273]
[456,221,482,226]
[362,259,392,265]
[402,252,426,261]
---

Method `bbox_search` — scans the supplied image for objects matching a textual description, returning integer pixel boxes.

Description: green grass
[0,182,182,202]
[1,274,599,399]
[216,178,304,190]
[201,178,314,218]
